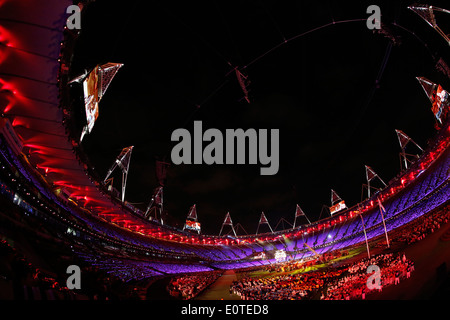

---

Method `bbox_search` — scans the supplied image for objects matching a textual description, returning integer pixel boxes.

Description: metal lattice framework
[144,186,164,223]
[408,5,450,45]
[219,212,237,237]
[293,204,311,228]
[104,146,134,203]
[395,129,423,171]
[1,0,449,251]
[363,165,387,199]
[256,212,274,235]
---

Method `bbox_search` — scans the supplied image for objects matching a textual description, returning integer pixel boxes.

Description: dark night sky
[69,0,450,235]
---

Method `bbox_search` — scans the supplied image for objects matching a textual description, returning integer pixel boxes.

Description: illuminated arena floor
[195,270,241,301]
[187,219,450,300]
[367,223,450,299]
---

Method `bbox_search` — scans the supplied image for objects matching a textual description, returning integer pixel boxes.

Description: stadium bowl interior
[0,0,450,302]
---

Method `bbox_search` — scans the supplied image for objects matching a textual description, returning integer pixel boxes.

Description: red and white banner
[330,200,347,215]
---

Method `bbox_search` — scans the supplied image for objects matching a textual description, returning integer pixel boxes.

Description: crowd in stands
[0,237,151,300]
[231,268,342,300]
[322,253,413,300]
[229,252,413,300]
[0,132,449,301]
[0,239,81,300]
[394,204,450,245]
[167,271,222,300]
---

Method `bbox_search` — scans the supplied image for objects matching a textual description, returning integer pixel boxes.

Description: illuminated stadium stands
[0,0,449,303]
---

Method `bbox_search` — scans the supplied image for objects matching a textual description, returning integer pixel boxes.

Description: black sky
[69,0,450,235]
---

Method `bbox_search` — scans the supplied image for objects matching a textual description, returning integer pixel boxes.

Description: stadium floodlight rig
[364,165,387,199]
[219,212,237,237]
[144,186,164,223]
[293,204,311,228]
[395,129,424,171]
[103,146,134,203]
[144,159,170,224]
[256,212,274,235]
[55,3,448,246]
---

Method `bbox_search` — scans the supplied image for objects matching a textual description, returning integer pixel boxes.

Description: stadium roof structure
[0,0,449,252]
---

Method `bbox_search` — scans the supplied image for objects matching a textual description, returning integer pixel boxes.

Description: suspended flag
[330,201,347,215]
[434,85,449,122]
[79,62,124,141]
[416,77,449,124]
[408,5,450,45]
[184,204,201,234]
[183,220,201,234]
[330,190,346,215]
